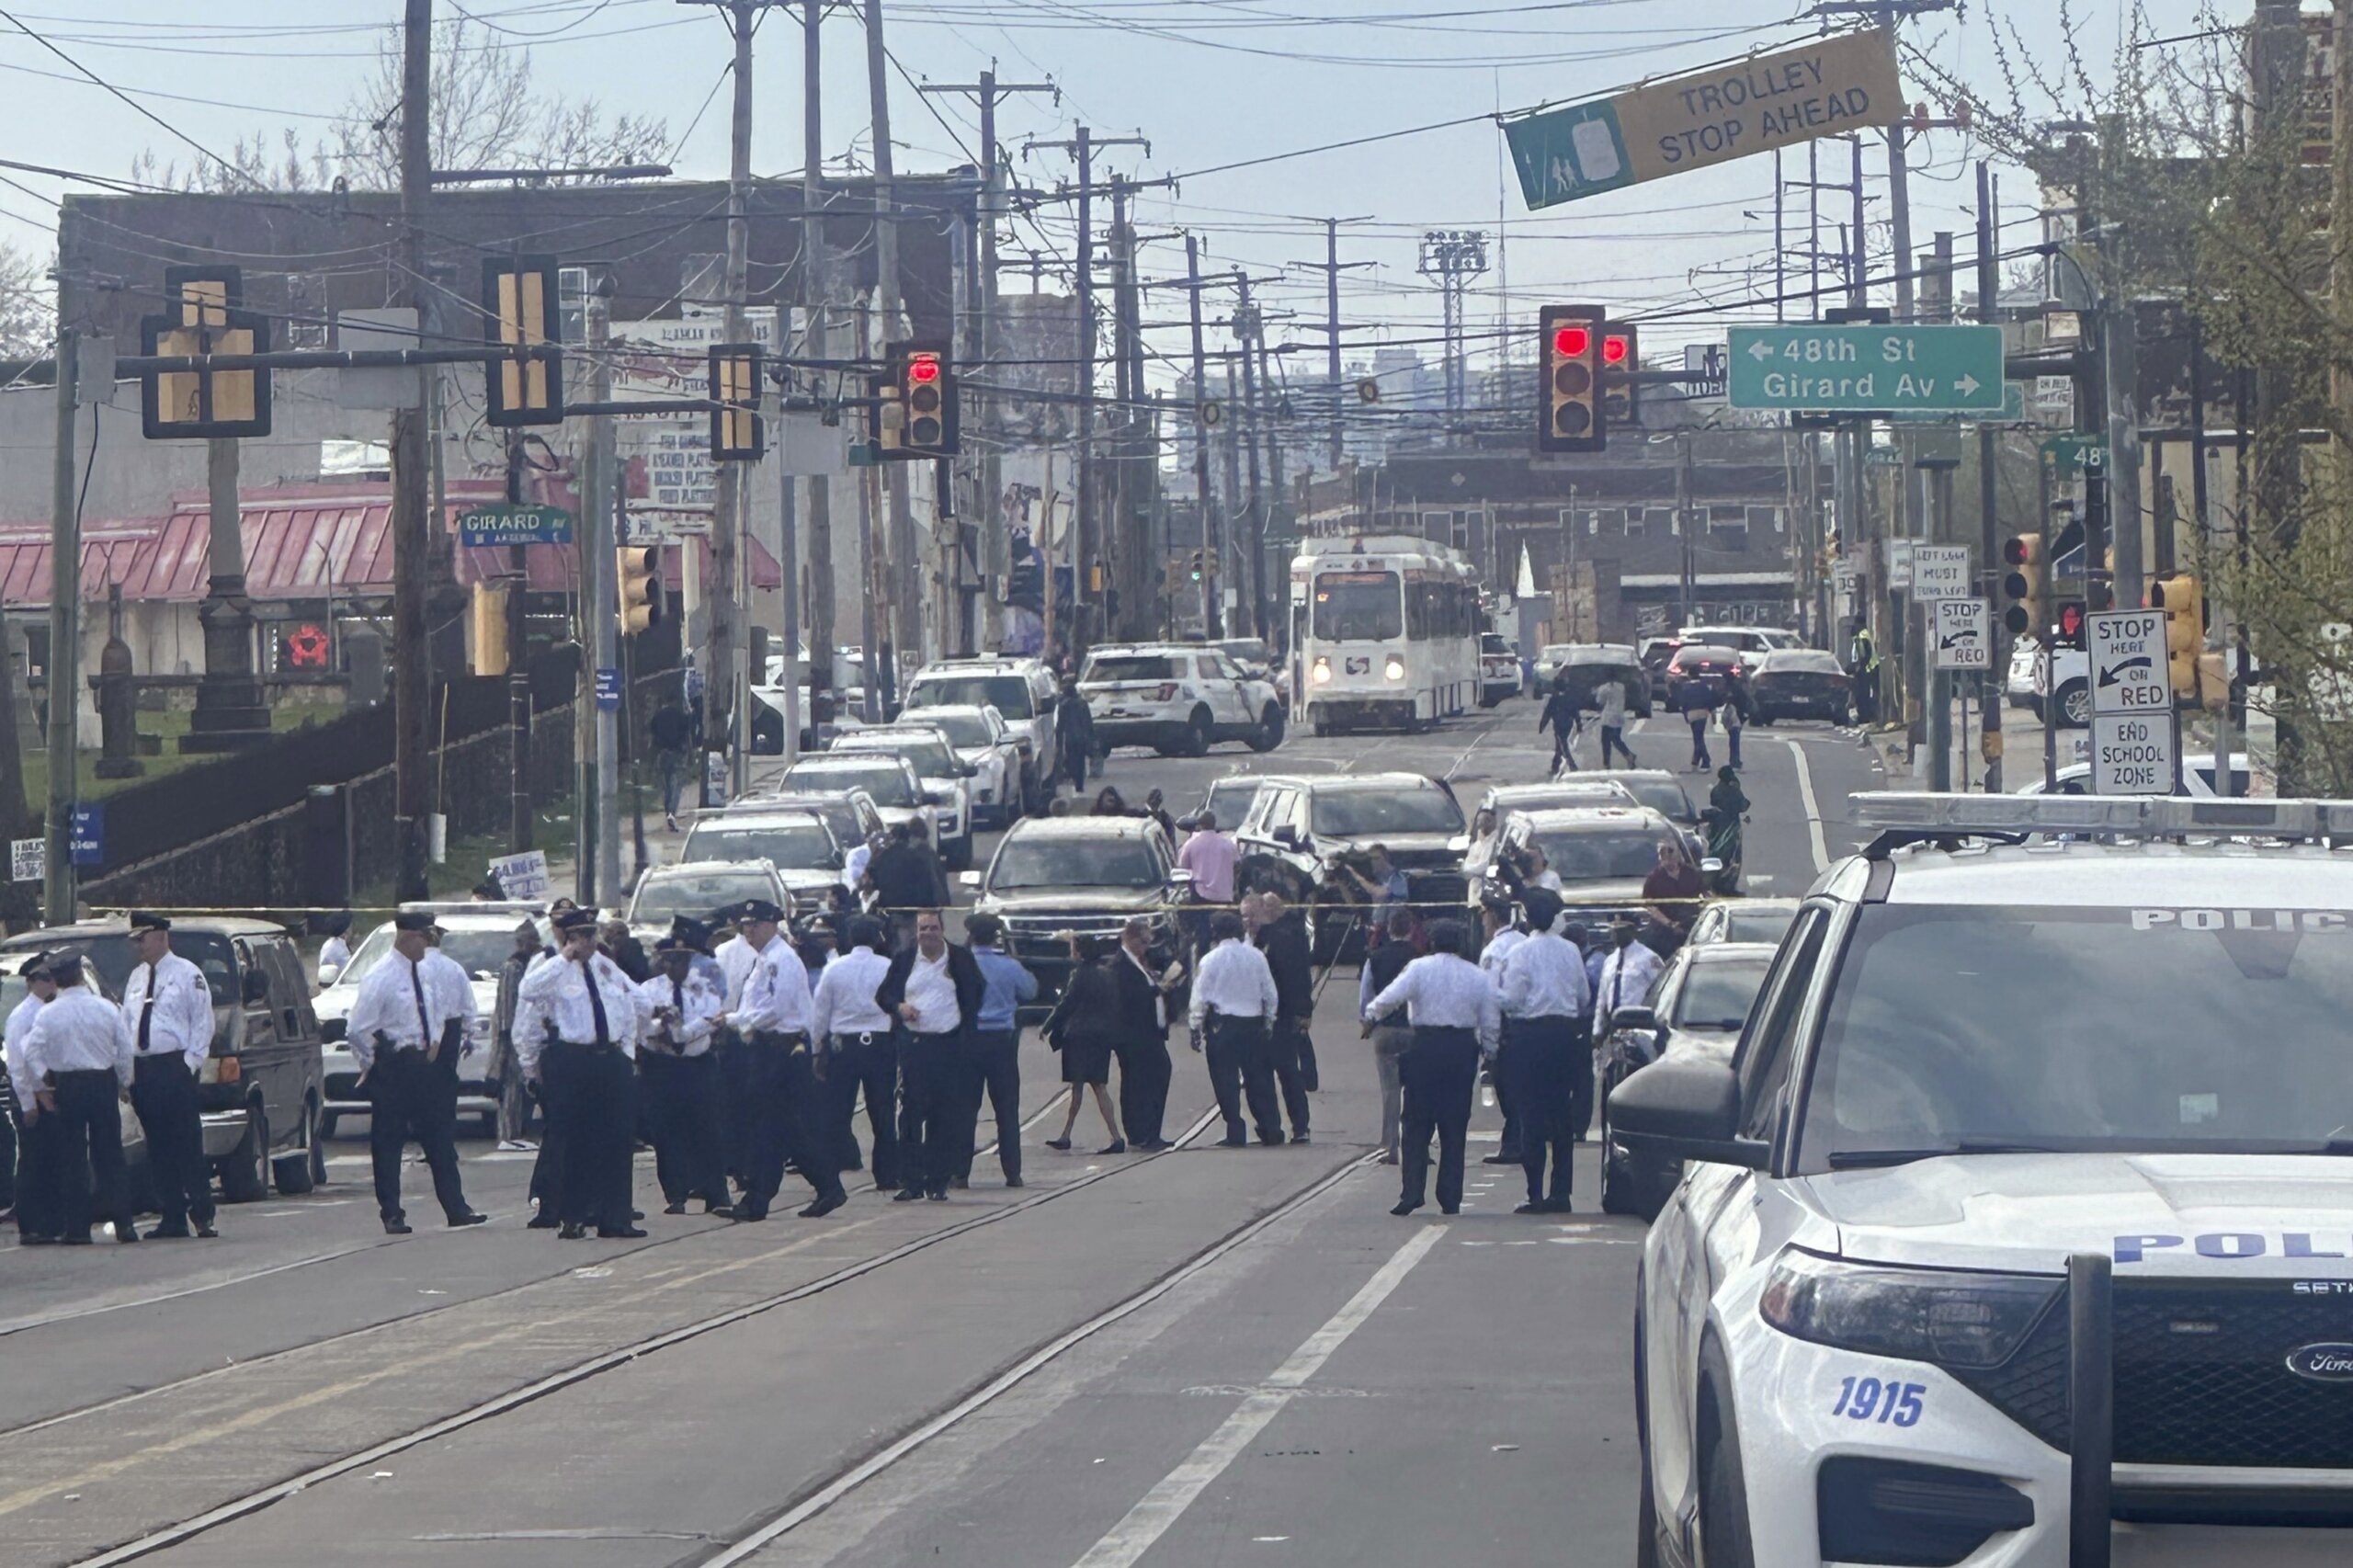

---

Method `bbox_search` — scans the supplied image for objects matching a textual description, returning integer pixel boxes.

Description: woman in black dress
[1042,934,1125,1154]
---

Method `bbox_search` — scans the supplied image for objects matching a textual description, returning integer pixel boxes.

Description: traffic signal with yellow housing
[875,340,957,459]
[2154,573,2203,699]
[469,581,508,676]
[617,546,661,635]
[1538,303,1607,454]
[483,256,563,427]
[2001,535,2045,637]
[1600,323,1638,428]
[709,342,765,461]
[141,266,272,440]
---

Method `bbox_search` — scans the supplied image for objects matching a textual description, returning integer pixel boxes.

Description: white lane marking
[1441,723,1492,782]
[1780,736,1832,872]
[1067,1224,1446,1568]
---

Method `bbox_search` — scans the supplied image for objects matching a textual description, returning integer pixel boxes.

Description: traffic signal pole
[1185,233,1221,638]
[391,0,434,903]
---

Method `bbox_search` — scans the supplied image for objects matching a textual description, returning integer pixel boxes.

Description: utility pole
[1975,159,2003,790]
[1233,271,1265,637]
[800,0,836,731]
[1256,321,1287,640]
[1220,351,1244,628]
[919,74,1057,651]
[863,0,919,694]
[43,324,77,924]
[1184,233,1220,637]
[1298,217,1371,472]
[1031,126,1147,655]
[1110,177,1144,641]
[587,290,620,901]
[391,0,433,902]
[506,429,532,849]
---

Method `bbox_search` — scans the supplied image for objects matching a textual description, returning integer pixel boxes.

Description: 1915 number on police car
[1831,1376,1926,1426]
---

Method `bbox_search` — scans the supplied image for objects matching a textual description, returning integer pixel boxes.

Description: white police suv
[1614,793,2353,1568]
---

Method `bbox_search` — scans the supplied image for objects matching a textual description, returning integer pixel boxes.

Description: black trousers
[896,1030,961,1192]
[741,1034,839,1215]
[1569,1031,1597,1140]
[829,1030,900,1188]
[956,1028,1022,1182]
[545,1040,636,1230]
[367,1048,472,1224]
[1493,1022,1521,1159]
[1204,1014,1280,1142]
[1114,1030,1172,1147]
[1290,1017,1320,1093]
[715,1028,751,1183]
[49,1070,134,1240]
[1399,1027,1479,1212]
[13,1109,62,1239]
[1506,1016,1584,1204]
[131,1053,212,1228]
[639,1051,727,1207]
[1267,1019,1312,1136]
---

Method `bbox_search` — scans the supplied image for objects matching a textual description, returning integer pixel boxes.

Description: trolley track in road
[59,1096,1338,1567]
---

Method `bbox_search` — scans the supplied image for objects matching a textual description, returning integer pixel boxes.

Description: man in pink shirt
[1176,811,1239,906]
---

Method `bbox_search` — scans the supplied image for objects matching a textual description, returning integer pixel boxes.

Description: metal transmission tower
[1416,230,1488,416]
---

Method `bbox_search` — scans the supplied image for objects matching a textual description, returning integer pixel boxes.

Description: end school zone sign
[1505,29,1901,209]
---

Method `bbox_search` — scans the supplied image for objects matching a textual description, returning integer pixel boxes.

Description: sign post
[2086,608,2178,794]
[1504,30,1899,209]
[1727,324,2007,414]
[1932,597,1990,671]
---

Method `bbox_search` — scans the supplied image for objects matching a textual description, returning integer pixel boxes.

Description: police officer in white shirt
[120,912,220,1239]
[1363,918,1501,1218]
[517,908,652,1239]
[6,953,63,1244]
[637,932,733,1216]
[723,899,846,1220]
[809,915,899,1192]
[1477,896,1529,1168]
[20,955,138,1244]
[346,912,488,1234]
[1496,890,1592,1213]
[1188,910,1282,1147]
[418,924,480,1122]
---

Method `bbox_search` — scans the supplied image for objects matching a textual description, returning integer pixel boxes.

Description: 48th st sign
[1727,324,2007,414]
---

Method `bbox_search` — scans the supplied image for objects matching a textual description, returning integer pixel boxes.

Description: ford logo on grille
[2284,1343,2353,1382]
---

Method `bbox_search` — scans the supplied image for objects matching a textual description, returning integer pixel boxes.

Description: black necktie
[138,966,156,1053]
[411,961,433,1048]
[585,962,611,1046]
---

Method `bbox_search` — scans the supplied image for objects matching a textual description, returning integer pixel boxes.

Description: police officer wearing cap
[345,912,489,1234]
[1495,889,1591,1213]
[517,907,653,1238]
[121,912,220,1239]
[6,953,63,1244]
[723,898,847,1220]
[637,930,732,1215]
[809,915,898,1188]
[19,953,138,1244]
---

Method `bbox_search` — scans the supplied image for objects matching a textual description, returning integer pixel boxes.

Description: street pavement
[0,698,1887,1568]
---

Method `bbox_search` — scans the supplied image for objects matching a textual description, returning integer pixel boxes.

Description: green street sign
[457,503,573,547]
[1727,324,2006,413]
[2040,434,2106,480]
[1890,380,2028,426]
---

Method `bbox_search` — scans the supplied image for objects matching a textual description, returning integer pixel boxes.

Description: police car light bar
[1850,792,2353,842]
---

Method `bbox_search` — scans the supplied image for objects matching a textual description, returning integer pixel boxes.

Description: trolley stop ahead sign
[1727,324,2006,414]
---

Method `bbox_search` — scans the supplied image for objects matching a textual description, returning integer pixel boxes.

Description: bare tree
[131,17,668,192]
[0,241,55,358]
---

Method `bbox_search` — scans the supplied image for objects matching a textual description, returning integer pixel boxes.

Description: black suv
[1,916,327,1201]
[1232,772,1468,957]
[962,816,1187,1009]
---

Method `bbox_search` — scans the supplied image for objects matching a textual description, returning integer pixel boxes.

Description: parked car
[1540,642,1653,717]
[735,788,887,872]
[1186,773,1301,835]
[0,916,327,1200]
[1463,778,1640,884]
[678,808,847,937]
[2014,751,2257,798]
[626,860,792,946]
[1078,642,1285,757]
[902,655,1060,804]
[1665,641,1745,704]
[961,816,1187,1010]
[889,704,1023,828]
[2006,633,2040,709]
[1677,623,1800,654]
[776,753,933,844]
[1636,636,1684,704]
[1211,636,1279,689]
[1745,648,1852,724]
[1595,939,1776,1218]
[1478,632,1520,707]
[316,903,547,1140]
[1591,768,1706,858]
[1233,772,1468,959]
[1472,805,1677,929]
[828,726,975,869]
[1684,896,1800,948]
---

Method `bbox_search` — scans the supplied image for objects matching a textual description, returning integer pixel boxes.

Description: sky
[0,0,2238,400]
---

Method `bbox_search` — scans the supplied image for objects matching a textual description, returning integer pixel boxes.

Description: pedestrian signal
[483,256,563,427]
[141,266,272,440]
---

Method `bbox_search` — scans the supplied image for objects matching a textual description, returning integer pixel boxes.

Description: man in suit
[1108,915,1176,1152]
[873,909,986,1201]
[1251,892,1316,1138]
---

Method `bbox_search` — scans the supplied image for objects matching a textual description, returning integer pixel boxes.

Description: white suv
[903,656,1057,807]
[1079,642,1284,757]
[826,727,976,869]
[1617,792,2353,1568]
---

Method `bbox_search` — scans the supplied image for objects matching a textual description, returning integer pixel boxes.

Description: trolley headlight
[1383,657,1405,682]
[1312,658,1333,686]
[1758,1249,2062,1369]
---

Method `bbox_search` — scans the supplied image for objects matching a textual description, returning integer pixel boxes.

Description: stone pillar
[183,436,271,753]
[94,583,143,779]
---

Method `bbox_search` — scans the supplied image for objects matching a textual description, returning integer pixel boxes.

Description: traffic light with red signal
[1538,304,1608,454]
[877,340,958,459]
[2001,535,2045,638]
[1600,324,1638,428]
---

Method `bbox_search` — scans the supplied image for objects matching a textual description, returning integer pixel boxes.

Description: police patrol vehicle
[1613,793,2353,1568]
